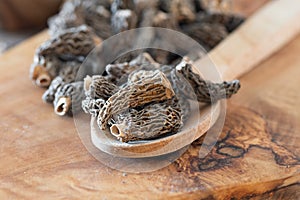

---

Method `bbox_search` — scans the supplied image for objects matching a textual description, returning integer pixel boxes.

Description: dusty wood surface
[0,1,299,199]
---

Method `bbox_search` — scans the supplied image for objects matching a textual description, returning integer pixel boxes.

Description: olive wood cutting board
[0,1,299,199]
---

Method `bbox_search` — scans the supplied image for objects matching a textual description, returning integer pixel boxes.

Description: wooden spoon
[90,0,300,158]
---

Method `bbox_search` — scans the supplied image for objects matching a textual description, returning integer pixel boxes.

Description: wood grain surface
[201,0,300,81]
[0,1,299,199]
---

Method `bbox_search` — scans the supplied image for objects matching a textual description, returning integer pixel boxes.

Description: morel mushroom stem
[110,124,126,139]
[53,81,84,116]
[36,73,52,87]
[30,65,52,87]
[30,55,66,87]
[98,70,175,129]
[55,96,72,116]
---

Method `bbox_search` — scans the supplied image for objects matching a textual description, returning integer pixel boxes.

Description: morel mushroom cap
[42,76,65,103]
[37,25,98,60]
[82,97,106,117]
[110,98,182,142]
[173,58,241,103]
[97,70,175,129]
[181,22,228,50]
[105,53,160,85]
[84,75,118,100]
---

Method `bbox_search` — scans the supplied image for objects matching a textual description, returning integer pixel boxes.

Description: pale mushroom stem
[110,124,126,139]
[36,74,51,87]
[30,65,52,87]
[54,97,72,116]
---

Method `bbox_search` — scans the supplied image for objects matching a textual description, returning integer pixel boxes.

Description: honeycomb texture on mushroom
[110,97,182,142]
[97,70,175,129]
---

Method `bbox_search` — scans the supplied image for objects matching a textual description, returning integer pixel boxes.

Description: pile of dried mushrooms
[29,0,243,142]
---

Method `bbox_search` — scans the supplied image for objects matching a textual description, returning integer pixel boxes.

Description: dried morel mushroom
[105,62,130,84]
[84,75,118,100]
[49,0,112,39]
[29,56,64,87]
[134,0,159,18]
[170,0,196,23]
[139,8,177,30]
[110,98,182,142]
[53,81,84,116]
[29,0,245,142]
[31,58,81,89]
[128,52,160,68]
[58,61,82,83]
[98,70,175,129]
[48,0,85,36]
[139,8,157,27]
[197,0,232,13]
[82,97,106,117]
[37,25,99,60]
[105,53,159,85]
[153,11,178,29]
[111,0,135,14]
[42,61,81,103]
[173,59,240,103]
[42,76,66,104]
[82,0,112,39]
[30,25,100,88]
[159,65,192,121]
[181,22,228,50]
[195,12,245,33]
[111,9,137,34]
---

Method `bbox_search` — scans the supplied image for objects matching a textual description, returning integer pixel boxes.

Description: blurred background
[0,0,62,54]
[0,0,268,54]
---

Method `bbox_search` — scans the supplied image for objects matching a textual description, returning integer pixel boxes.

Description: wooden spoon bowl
[91,102,221,158]
[90,0,300,158]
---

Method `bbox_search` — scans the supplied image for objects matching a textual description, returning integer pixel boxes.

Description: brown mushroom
[110,98,182,142]
[53,81,84,116]
[84,75,118,100]
[172,58,240,103]
[97,70,175,129]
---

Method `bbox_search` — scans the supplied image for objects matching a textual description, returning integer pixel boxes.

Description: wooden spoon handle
[195,0,300,80]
